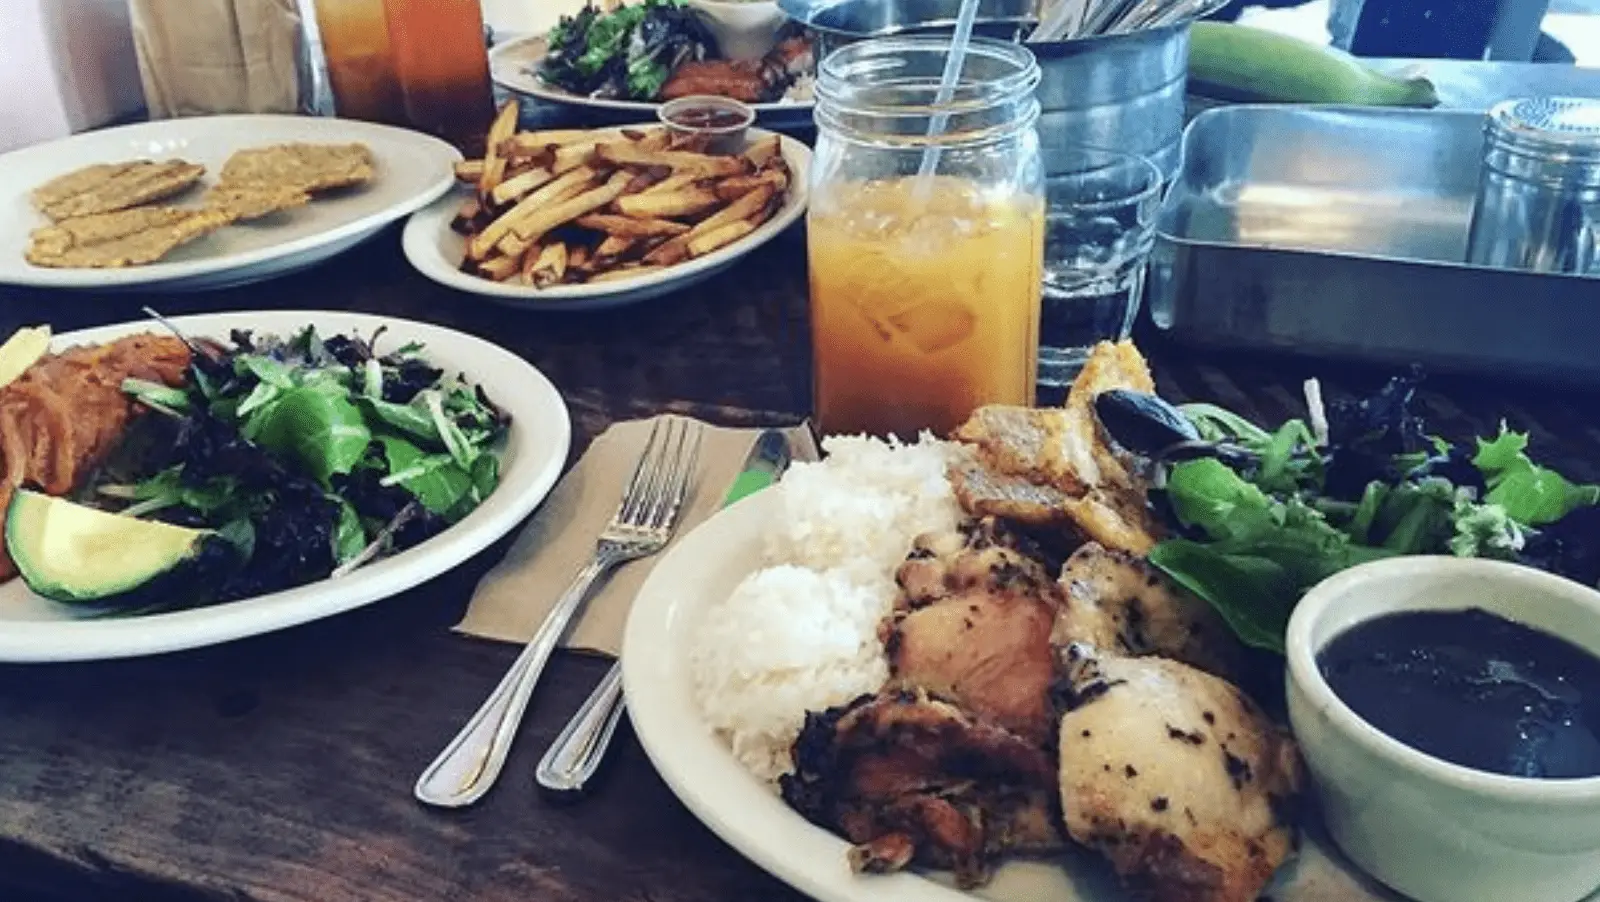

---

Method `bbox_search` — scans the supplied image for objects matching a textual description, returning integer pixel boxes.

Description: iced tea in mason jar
[381,0,496,153]
[808,37,1044,440]
[314,0,406,124]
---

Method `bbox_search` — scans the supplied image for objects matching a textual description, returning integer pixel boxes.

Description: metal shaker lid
[1483,97,1600,187]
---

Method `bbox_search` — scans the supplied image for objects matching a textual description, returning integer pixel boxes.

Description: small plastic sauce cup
[657,95,755,155]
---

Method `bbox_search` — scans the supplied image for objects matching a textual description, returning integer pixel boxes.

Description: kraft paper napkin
[129,0,305,118]
[455,416,818,657]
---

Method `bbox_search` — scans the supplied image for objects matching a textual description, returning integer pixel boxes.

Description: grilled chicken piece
[885,519,1063,745]
[950,341,1163,555]
[1053,542,1243,679]
[1055,646,1302,902]
[780,689,1064,888]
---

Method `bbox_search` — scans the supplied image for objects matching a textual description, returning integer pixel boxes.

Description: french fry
[641,234,691,267]
[450,196,483,234]
[744,134,782,168]
[574,214,690,238]
[467,166,599,259]
[593,142,750,177]
[638,171,700,197]
[511,171,635,242]
[619,166,670,196]
[614,187,721,219]
[690,185,775,238]
[490,166,555,206]
[712,170,787,202]
[453,116,794,290]
[687,219,757,257]
[503,130,598,151]
[587,265,663,283]
[498,231,536,259]
[551,142,599,174]
[478,253,521,281]
[477,99,521,199]
[524,242,567,287]
[594,234,635,259]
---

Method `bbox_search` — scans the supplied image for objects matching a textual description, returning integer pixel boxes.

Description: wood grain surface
[0,221,1596,902]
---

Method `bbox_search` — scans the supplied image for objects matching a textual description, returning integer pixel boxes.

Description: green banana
[1188,21,1439,108]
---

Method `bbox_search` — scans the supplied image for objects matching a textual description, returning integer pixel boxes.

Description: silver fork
[414,417,703,808]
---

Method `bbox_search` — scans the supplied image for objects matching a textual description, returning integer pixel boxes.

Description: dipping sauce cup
[657,96,755,155]
[1287,556,1600,902]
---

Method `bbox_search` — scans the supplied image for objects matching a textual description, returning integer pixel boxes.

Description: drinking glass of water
[1038,148,1164,392]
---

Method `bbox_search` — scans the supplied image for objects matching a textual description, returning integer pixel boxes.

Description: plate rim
[488,34,816,114]
[0,309,571,662]
[400,128,811,310]
[0,115,462,290]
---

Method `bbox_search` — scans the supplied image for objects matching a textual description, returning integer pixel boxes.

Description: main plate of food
[489,0,815,122]
[0,310,569,662]
[621,342,1600,902]
[403,104,809,310]
[0,115,460,292]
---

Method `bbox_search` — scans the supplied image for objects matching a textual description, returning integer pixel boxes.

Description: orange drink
[809,175,1044,439]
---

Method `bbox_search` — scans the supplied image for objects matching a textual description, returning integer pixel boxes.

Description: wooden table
[1,225,1597,902]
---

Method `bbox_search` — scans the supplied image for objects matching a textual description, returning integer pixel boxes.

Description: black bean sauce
[1318,608,1600,779]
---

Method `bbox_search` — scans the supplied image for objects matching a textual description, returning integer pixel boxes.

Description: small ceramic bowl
[1286,556,1600,902]
[657,95,755,155]
[684,0,787,61]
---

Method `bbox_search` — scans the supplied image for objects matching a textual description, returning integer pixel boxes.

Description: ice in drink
[809,175,1044,439]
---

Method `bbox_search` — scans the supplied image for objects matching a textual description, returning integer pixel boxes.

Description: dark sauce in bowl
[669,107,749,130]
[1318,608,1600,779]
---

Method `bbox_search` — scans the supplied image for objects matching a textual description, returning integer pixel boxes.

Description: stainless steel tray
[1148,105,1600,385]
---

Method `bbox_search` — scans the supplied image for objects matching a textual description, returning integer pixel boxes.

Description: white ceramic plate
[621,489,1410,902]
[0,116,461,292]
[490,35,815,119]
[0,311,570,662]
[401,128,810,311]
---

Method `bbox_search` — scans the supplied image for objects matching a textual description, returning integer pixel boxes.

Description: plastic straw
[914,0,982,186]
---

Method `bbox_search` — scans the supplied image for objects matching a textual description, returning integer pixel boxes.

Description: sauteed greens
[1134,371,1600,653]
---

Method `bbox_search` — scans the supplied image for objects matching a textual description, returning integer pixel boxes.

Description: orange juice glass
[809,37,1045,440]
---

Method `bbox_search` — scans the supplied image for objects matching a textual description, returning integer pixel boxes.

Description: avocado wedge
[5,490,222,604]
[0,325,50,390]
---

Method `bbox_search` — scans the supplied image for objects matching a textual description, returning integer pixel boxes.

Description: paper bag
[128,0,308,118]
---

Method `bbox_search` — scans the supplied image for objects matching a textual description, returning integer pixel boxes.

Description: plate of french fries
[401,103,809,310]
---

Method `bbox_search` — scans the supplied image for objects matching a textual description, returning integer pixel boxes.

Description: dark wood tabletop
[1,221,1596,902]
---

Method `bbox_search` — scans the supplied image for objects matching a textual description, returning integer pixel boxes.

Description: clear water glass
[1038,147,1163,392]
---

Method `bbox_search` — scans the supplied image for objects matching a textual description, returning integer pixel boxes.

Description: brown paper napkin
[129,0,304,118]
[455,416,818,656]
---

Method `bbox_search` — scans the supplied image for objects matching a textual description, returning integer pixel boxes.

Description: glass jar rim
[815,35,1041,116]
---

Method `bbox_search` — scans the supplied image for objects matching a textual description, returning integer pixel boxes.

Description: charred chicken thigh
[1055,646,1302,902]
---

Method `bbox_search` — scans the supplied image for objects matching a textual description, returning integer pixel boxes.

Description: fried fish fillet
[203,184,312,220]
[951,341,1163,554]
[25,206,237,269]
[218,142,376,194]
[30,160,206,221]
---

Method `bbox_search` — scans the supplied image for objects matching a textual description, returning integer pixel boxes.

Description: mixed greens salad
[1125,371,1599,653]
[98,326,510,607]
[539,0,718,101]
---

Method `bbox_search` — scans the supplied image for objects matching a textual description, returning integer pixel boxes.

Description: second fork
[414,417,703,808]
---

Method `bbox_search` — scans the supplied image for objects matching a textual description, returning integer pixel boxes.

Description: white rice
[688,434,962,782]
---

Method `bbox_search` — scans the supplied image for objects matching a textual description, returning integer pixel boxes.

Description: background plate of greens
[0,311,570,662]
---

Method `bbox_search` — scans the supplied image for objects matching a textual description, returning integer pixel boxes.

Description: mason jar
[807,36,1045,440]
